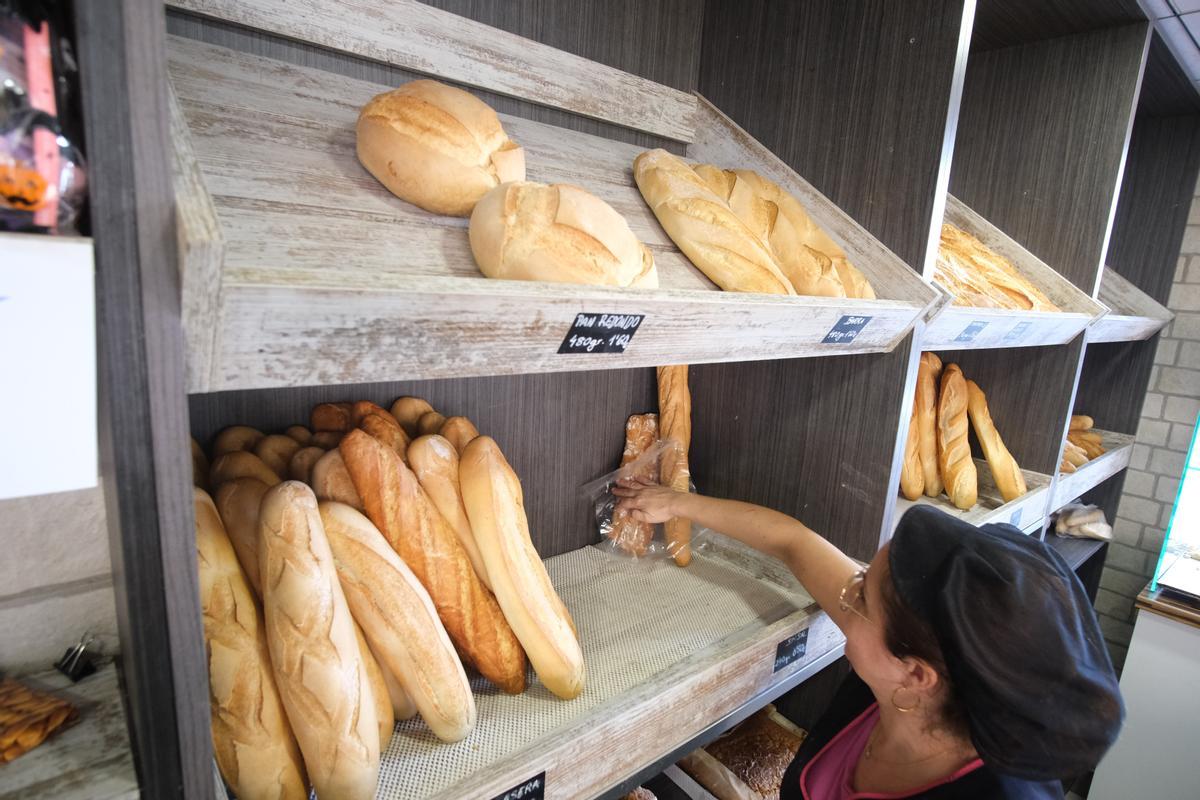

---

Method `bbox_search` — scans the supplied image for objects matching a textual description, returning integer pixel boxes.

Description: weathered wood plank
[1090,266,1173,343]
[165,0,697,141]
[1052,429,1135,510]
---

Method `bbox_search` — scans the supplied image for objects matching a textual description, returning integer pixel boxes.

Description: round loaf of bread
[357,79,525,217]
[469,181,657,288]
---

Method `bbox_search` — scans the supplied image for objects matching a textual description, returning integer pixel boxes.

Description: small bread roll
[288,446,326,483]
[311,431,344,450]
[255,434,301,479]
[1070,415,1094,432]
[418,411,447,437]
[311,450,364,510]
[357,79,524,217]
[312,402,354,432]
[214,477,272,596]
[213,425,265,458]
[210,451,281,490]
[439,416,480,456]
[284,425,313,446]
[408,434,490,588]
[390,396,435,438]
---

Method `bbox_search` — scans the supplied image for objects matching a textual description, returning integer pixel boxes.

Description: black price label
[822,315,873,344]
[491,772,545,800]
[954,320,988,343]
[557,313,644,354]
[774,629,810,673]
[1003,321,1033,343]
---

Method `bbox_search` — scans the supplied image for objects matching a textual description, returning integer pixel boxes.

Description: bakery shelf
[1051,429,1135,510]
[1045,534,1108,571]
[922,195,1106,350]
[0,662,139,800]
[1088,266,1174,343]
[167,29,936,392]
[243,534,837,800]
[894,458,1053,533]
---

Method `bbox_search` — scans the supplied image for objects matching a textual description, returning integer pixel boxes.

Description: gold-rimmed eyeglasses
[838,568,872,625]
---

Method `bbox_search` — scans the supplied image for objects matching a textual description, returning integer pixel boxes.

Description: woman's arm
[613,479,861,630]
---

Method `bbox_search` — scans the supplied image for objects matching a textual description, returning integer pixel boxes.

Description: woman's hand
[612,477,683,524]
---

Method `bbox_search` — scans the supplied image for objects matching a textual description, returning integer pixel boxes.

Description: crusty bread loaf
[460,436,585,700]
[900,401,924,501]
[191,437,209,491]
[320,501,476,742]
[418,411,447,437]
[681,705,805,800]
[255,434,301,479]
[390,396,435,438]
[439,416,481,456]
[936,224,1060,311]
[284,425,312,446]
[374,643,418,721]
[1070,414,1094,432]
[312,402,353,433]
[357,79,524,217]
[311,450,364,511]
[469,181,657,287]
[917,352,944,499]
[214,477,271,597]
[353,622,394,752]
[213,425,264,458]
[937,364,977,510]
[339,429,527,694]
[288,446,325,484]
[360,414,409,461]
[657,365,693,567]
[258,482,379,799]
[965,380,1026,503]
[194,488,308,800]
[608,413,659,556]
[408,434,491,589]
[634,149,795,295]
[1062,440,1089,467]
[1068,431,1106,460]
[210,451,282,490]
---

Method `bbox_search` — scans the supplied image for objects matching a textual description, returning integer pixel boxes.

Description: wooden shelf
[1052,428,1135,510]
[1089,266,1174,343]
[895,457,1052,533]
[923,195,1105,350]
[168,30,935,392]
[1046,534,1108,571]
[1,662,139,800]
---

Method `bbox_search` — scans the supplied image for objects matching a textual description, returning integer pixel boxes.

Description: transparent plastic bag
[583,438,704,562]
[0,106,87,234]
[1053,503,1112,541]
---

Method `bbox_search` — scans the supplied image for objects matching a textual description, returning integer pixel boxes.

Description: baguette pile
[192,398,583,800]
[1061,414,1107,474]
[900,354,1027,511]
[936,224,1060,312]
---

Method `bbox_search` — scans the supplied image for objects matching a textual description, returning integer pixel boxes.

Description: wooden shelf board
[1052,429,1135,510]
[316,535,841,800]
[169,35,934,392]
[923,195,1105,350]
[1045,534,1107,571]
[1,662,139,800]
[895,458,1052,532]
[1089,266,1174,343]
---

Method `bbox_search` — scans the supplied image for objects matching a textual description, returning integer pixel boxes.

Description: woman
[613,480,1123,799]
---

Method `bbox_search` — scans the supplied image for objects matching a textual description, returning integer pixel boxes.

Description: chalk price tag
[1003,321,1033,344]
[774,629,810,673]
[954,320,989,344]
[491,772,545,800]
[557,313,644,354]
[822,315,873,344]
[1009,508,1023,528]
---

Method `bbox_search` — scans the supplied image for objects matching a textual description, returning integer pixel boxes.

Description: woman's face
[841,543,910,692]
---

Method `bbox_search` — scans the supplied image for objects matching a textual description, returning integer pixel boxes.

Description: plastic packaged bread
[607,413,659,556]
[678,704,806,800]
[657,365,693,567]
[460,436,585,700]
[633,149,795,294]
[193,488,307,800]
[357,79,525,217]
[935,224,1060,311]
[469,181,658,288]
[257,482,379,799]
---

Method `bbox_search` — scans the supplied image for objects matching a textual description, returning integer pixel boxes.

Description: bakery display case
[62,1,1200,798]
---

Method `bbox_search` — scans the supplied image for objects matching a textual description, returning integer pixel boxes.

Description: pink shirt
[800,703,984,799]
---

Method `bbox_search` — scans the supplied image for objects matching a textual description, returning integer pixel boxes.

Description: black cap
[889,505,1124,780]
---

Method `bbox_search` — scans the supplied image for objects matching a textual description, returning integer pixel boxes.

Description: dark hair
[880,562,971,741]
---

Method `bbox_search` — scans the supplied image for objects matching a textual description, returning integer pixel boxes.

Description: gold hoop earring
[891,687,920,713]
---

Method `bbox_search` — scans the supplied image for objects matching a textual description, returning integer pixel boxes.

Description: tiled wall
[1095,180,1200,670]
[0,485,117,674]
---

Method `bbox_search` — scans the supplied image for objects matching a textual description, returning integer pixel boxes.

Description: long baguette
[353,622,394,752]
[657,365,693,566]
[900,401,924,501]
[194,488,307,800]
[917,353,943,498]
[937,364,977,510]
[965,380,1026,502]
[608,413,659,556]
[339,429,527,694]
[258,482,379,800]
[440,416,481,456]
[214,477,271,597]
[311,450,364,510]
[321,501,476,742]
[460,436,585,700]
[408,434,491,589]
